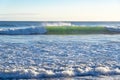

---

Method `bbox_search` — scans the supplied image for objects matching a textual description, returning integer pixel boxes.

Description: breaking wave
[0,26,47,35]
[0,66,120,79]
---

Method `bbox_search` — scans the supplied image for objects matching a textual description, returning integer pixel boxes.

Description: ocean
[0,21,120,27]
[0,21,120,79]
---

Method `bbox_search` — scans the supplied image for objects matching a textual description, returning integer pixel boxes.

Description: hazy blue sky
[0,0,120,21]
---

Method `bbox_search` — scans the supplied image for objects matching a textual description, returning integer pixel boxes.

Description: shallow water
[0,34,120,79]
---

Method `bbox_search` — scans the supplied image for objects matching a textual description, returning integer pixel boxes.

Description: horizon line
[0,20,120,22]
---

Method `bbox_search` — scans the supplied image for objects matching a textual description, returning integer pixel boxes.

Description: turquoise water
[0,34,120,79]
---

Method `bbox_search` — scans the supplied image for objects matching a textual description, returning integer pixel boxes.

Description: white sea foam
[0,35,120,79]
[0,67,120,79]
[95,66,110,74]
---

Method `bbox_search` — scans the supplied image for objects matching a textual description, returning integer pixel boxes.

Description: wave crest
[0,26,47,35]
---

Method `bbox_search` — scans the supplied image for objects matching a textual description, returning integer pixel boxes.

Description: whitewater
[0,35,120,79]
[0,26,47,35]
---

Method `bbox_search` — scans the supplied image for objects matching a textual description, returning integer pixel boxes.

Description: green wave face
[46,26,109,34]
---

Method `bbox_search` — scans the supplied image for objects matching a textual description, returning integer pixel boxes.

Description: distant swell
[0,26,47,35]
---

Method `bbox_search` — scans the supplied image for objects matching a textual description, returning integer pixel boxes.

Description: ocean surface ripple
[0,35,120,79]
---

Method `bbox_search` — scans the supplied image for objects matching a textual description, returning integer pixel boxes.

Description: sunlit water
[0,34,120,79]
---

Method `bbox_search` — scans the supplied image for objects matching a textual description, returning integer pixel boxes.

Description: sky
[0,0,120,21]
